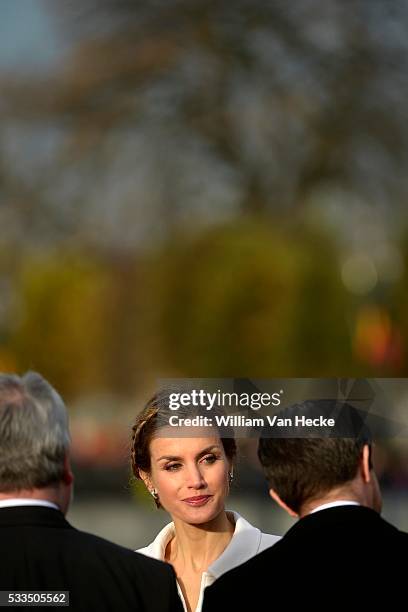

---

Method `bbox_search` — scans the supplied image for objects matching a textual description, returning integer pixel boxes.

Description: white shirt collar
[310,500,360,514]
[0,498,59,510]
[142,510,263,579]
[209,511,263,578]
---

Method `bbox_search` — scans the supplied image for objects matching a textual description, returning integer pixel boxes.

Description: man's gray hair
[0,371,70,492]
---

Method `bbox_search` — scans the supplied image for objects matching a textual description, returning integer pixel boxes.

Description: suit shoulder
[396,528,408,544]
[376,515,408,546]
[204,548,278,611]
[70,527,135,555]
[212,540,282,590]
[70,528,172,573]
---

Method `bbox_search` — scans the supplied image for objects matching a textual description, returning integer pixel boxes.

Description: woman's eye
[202,454,217,464]
[165,463,181,471]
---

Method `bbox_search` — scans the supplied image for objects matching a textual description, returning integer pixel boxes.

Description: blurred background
[0,0,407,544]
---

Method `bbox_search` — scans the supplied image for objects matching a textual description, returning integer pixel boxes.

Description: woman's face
[145,428,231,525]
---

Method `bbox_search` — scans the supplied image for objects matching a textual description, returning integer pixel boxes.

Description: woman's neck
[166,510,234,573]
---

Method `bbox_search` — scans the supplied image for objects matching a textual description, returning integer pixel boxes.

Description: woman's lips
[182,495,212,506]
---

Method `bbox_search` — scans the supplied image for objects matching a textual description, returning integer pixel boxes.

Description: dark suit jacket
[0,506,182,612]
[203,505,408,610]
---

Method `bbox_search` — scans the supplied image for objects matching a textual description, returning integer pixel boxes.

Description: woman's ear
[227,457,233,476]
[139,470,153,492]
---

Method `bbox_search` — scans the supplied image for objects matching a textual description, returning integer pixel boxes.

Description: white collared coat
[137,511,280,612]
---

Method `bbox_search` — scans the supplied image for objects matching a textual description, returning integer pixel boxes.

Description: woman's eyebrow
[156,455,181,462]
[196,445,220,459]
[156,446,220,462]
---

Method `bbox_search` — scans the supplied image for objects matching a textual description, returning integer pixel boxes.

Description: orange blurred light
[353,306,404,369]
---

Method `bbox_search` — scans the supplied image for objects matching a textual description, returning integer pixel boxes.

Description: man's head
[258,399,382,517]
[0,371,73,513]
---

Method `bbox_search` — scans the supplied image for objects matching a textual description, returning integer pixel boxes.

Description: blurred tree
[5,222,356,396]
[9,252,111,397]
[149,221,353,376]
[1,0,408,249]
[1,0,408,389]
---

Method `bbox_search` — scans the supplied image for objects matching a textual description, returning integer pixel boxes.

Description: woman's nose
[186,464,206,489]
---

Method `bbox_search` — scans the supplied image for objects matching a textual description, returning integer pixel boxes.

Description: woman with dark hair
[131,393,280,612]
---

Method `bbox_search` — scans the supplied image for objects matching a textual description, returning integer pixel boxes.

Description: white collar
[0,498,59,510]
[310,500,360,514]
[144,510,263,579]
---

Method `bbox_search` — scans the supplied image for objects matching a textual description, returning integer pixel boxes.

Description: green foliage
[149,220,353,377]
[10,252,110,397]
[5,220,406,399]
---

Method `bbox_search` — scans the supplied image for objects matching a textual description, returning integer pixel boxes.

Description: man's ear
[62,454,74,486]
[361,444,372,484]
[269,488,298,518]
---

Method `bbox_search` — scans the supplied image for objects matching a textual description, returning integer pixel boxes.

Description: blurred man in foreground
[203,400,408,610]
[0,372,182,612]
